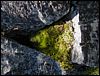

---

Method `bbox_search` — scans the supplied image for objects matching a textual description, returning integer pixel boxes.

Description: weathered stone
[71,1,99,67]
[66,64,99,75]
[1,37,62,75]
[1,1,99,75]
[79,1,99,67]
[1,1,71,35]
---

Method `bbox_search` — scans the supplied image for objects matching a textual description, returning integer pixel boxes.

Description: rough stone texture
[1,1,70,35]
[1,37,62,75]
[78,1,99,67]
[66,64,99,75]
[1,1,99,75]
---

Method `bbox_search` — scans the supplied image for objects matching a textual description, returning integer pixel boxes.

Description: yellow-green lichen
[30,21,74,70]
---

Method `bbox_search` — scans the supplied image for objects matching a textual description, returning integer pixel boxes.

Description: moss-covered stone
[30,21,74,70]
[84,67,99,75]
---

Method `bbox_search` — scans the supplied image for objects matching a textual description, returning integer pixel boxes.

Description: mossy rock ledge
[30,21,74,70]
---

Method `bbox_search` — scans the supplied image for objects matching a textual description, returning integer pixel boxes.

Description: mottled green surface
[30,20,100,75]
[30,21,74,70]
[85,67,99,75]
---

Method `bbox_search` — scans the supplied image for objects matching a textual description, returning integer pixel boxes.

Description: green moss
[30,21,74,70]
[84,67,99,75]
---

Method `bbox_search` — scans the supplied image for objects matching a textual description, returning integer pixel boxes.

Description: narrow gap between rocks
[1,9,72,49]
[1,1,74,50]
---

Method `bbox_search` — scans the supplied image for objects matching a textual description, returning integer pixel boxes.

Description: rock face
[71,1,99,67]
[79,1,99,67]
[65,64,99,75]
[1,37,62,75]
[1,1,99,75]
[1,1,70,35]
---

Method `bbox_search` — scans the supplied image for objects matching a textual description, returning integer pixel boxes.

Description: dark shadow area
[3,30,34,49]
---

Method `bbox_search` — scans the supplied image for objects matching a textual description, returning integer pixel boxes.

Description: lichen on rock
[30,21,74,70]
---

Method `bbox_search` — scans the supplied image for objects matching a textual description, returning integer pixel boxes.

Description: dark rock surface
[1,1,71,35]
[66,63,99,75]
[1,37,62,75]
[78,1,99,67]
[1,1,99,75]
[72,1,99,67]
